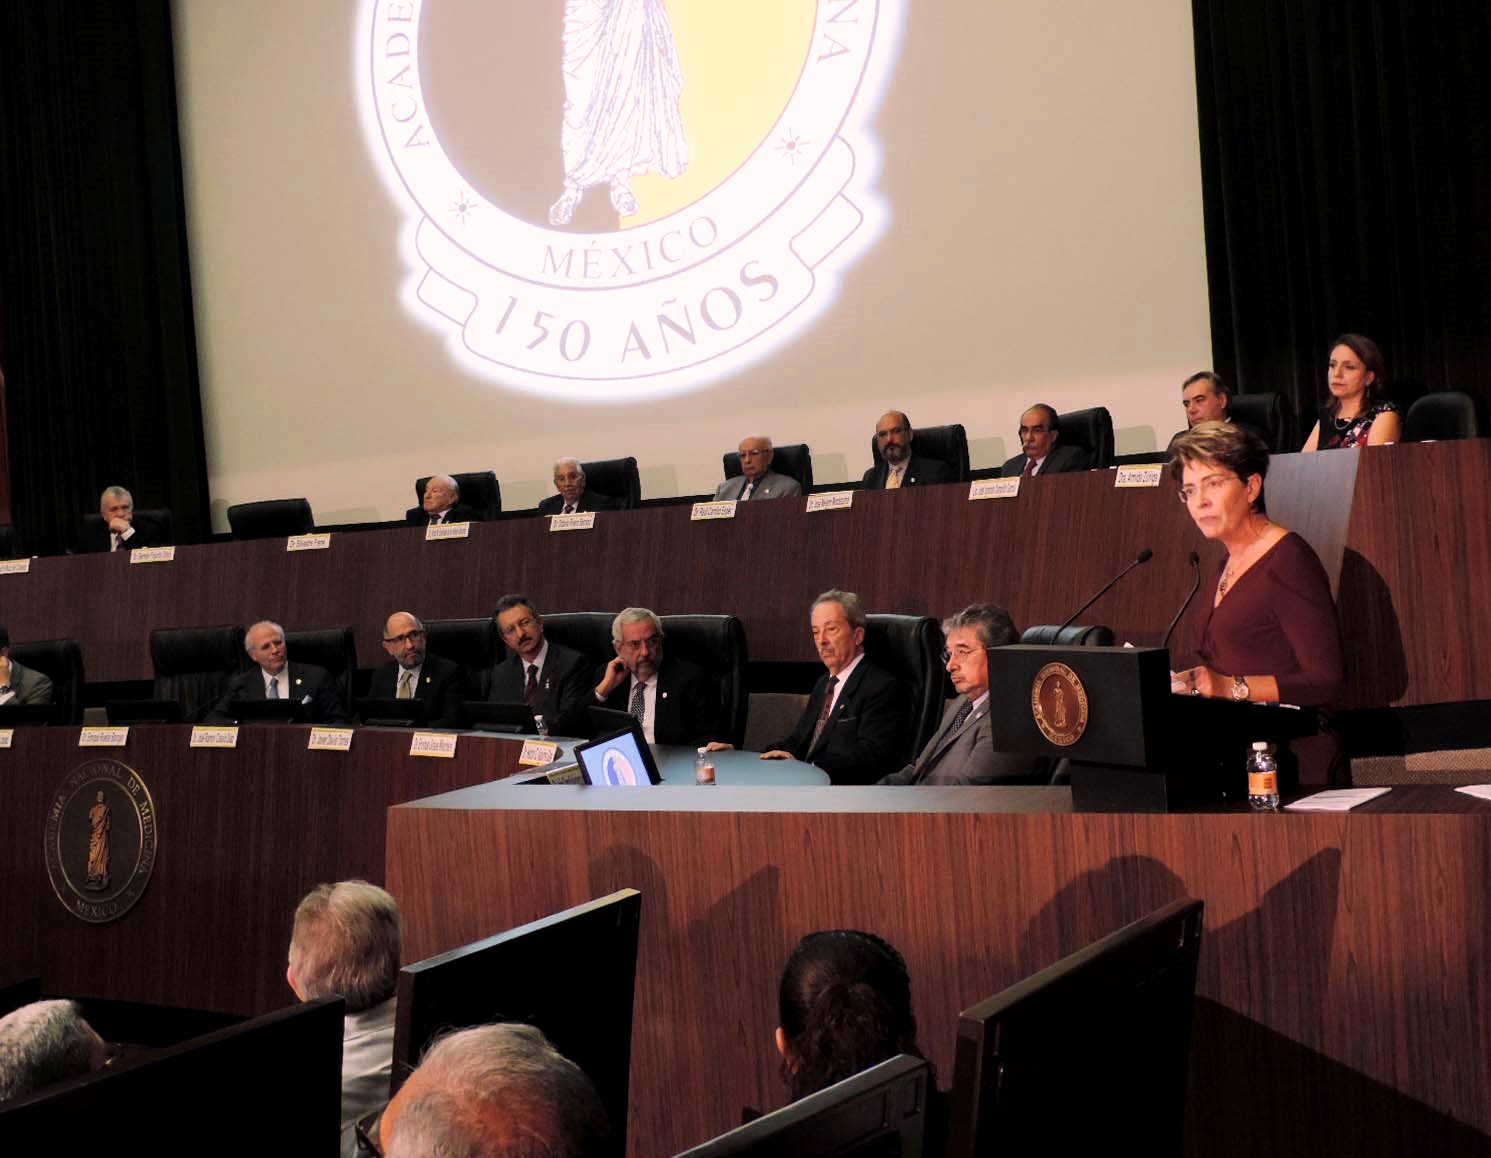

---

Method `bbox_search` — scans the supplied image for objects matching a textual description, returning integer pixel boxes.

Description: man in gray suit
[0,626,53,705]
[714,436,802,501]
[879,603,1040,786]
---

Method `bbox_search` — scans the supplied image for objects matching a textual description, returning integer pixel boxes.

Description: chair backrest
[1228,392,1291,452]
[150,625,248,723]
[1056,407,1114,469]
[0,524,14,559]
[721,443,815,492]
[226,498,315,540]
[1019,624,1116,647]
[864,613,944,761]
[580,457,641,509]
[869,422,971,482]
[1404,390,1484,442]
[540,612,618,673]
[659,614,749,749]
[414,471,502,519]
[7,638,86,724]
[284,626,357,716]
[424,616,500,700]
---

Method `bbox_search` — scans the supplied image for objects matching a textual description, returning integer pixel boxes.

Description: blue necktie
[267,676,280,700]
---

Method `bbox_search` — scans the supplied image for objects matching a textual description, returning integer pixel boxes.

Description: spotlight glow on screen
[359,0,906,400]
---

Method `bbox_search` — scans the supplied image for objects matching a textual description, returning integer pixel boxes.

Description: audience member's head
[0,1000,109,1103]
[245,620,288,676]
[775,929,923,1103]
[552,458,587,506]
[381,1023,609,1157]
[1181,371,1231,427]
[873,411,914,465]
[495,595,547,664]
[809,590,867,677]
[1018,404,1060,462]
[287,879,401,1015]
[611,607,665,682]
[98,485,134,525]
[737,435,775,482]
[422,475,460,516]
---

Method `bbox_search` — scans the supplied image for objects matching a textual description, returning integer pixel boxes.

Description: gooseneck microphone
[1161,551,1202,651]
[1055,548,1154,632]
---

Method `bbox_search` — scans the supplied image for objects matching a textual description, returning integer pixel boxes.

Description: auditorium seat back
[7,638,85,724]
[150,624,249,723]
[580,457,641,509]
[1056,407,1114,469]
[226,498,315,540]
[414,471,502,519]
[540,612,616,674]
[0,524,14,559]
[659,614,749,749]
[1019,624,1116,647]
[869,422,971,482]
[1228,392,1292,452]
[1404,390,1484,442]
[284,626,357,717]
[721,443,814,492]
[864,614,945,761]
[425,616,499,700]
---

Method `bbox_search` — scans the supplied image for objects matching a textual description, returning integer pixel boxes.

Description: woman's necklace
[1218,520,1272,598]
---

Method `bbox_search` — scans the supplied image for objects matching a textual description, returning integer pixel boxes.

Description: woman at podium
[1167,422,1343,707]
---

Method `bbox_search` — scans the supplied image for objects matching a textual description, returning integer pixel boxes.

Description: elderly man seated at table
[714,436,801,502]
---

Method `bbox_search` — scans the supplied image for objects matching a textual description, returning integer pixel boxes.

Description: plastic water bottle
[533,713,548,738]
[1247,741,1279,810]
[695,747,717,785]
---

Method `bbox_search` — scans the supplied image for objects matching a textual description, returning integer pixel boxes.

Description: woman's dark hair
[1167,420,1271,515]
[1324,333,1387,415]
[777,930,923,1102]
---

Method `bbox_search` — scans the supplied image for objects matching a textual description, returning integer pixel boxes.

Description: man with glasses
[881,603,1044,785]
[367,611,465,727]
[489,594,590,735]
[1000,403,1090,478]
[862,410,951,489]
[715,435,801,501]
[594,607,719,746]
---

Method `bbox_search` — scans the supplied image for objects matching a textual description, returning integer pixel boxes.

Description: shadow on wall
[1335,547,1409,706]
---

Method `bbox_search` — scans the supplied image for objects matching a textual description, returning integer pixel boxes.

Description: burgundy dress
[1196,532,1343,706]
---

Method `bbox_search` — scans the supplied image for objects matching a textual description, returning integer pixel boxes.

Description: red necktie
[524,664,539,708]
[1021,458,1037,477]
[808,675,839,754]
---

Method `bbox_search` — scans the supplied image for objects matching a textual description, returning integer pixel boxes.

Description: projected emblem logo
[361,0,902,398]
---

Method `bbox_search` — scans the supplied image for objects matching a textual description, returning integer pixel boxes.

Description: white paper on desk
[1454,785,1491,802]
[1285,787,1391,811]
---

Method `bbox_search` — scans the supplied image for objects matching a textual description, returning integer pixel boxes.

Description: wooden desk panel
[386,784,1491,1157]
[2,726,525,1015]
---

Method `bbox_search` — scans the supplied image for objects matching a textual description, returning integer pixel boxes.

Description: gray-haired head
[0,1000,108,1102]
[811,589,866,631]
[288,880,401,1014]
[611,607,664,645]
[383,1023,609,1158]
[942,602,1018,649]
[98,486,133,516]
[244,620,286,656]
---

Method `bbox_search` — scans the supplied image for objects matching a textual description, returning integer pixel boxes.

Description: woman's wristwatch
[1231,675,1251,701]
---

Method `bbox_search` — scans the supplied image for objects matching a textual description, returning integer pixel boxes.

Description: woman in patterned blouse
[1301,333,1402,450]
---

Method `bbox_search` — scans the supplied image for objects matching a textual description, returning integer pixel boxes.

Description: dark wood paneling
[2,726,525,1015]
[387,784,1491,1157]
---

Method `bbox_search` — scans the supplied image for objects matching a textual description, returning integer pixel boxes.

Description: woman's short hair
[288,880,401,1014]
[1327,332,1387,413]
[777,929,923,1103]
[1167,421,1271,514]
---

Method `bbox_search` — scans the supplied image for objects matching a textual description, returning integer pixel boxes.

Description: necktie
[267,676,280,700]
[564,503,576,515]
[112,532,123,551]
[431,512,443,525]
[524,664,540,708]
[628,680,646,721]
[885,467,902,490]
[808,675,839,754]
[397,670,413,699]
[948,699,975,735]
[1021,458,1037,477]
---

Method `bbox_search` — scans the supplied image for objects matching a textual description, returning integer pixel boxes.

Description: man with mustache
[489,594,592,737]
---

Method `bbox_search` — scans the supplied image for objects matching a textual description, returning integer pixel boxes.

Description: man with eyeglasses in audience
[881,603,1049,785]
[715,435,801,501]
[1000,403,1090,478]
[594,607,720,746]
[861,411,951,489]
[489,594,591,736]
[367,611,466,727]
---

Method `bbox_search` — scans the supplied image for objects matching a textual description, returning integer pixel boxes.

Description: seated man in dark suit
[404,474,481,526]
[593,607,720,746]
[1000,403,1091,477]
[0,625,53,706]
[880,603,1046,785]
[366,611,465,726]
[489,593,590,736]
[76,485,168,553]
[206,619,349,723]
[1167,371,1267,450]
[719,589,905,785]
[537,457,621,516]
[861,411,951,489]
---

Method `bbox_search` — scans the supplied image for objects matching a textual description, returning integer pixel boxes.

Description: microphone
[1161,551,1202,651]
[1055,548,1154,632]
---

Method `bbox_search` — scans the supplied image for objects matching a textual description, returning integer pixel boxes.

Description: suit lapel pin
[661,691,668,700]
[424,675,432,684]
[294,678,303,687]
